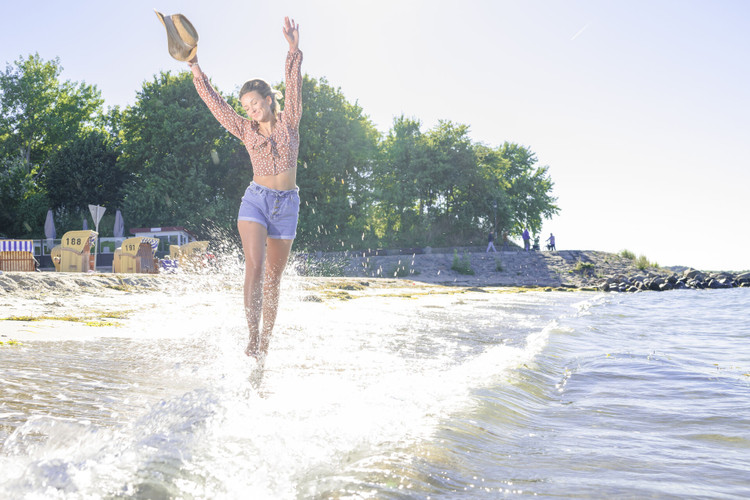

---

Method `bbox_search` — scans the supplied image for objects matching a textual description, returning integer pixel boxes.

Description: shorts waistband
[249,181,299,196]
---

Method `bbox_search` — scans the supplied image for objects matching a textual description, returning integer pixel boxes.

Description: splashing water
[0,251,581,499]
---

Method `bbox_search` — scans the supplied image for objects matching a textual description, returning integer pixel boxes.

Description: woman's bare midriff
[253,167,298,191]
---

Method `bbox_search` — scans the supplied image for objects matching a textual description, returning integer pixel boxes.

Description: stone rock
[684,269,705,281]
[709,272,733,282]
[649,277,665,291]
[718,277,734,288]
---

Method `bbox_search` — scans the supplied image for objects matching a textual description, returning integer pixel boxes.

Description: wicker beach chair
[56,230,98,272]
[169,241,210,272]
[0,240,37,272]
[116,237,159,274]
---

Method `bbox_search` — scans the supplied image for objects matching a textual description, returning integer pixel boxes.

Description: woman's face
[240,91,273,123]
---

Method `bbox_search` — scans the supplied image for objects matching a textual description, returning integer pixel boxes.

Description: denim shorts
[237,182,300,240]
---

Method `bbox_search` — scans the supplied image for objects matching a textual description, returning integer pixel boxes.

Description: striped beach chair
[0,240,37,272]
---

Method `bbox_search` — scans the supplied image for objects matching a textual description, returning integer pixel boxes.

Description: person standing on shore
[522,228,530,251]
[486,231,497,253]
[546,233,556,251]
[189,17,303,361]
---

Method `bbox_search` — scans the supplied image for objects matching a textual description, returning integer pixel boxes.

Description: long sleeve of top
[192,49,303,176]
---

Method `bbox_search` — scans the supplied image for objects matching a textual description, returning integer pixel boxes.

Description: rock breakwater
[599,270,750,292]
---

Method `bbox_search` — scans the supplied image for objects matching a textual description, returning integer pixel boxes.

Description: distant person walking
[188,16,303,361]
[522,228,530,251]
[546,233,556,251]
[486,231,497,253]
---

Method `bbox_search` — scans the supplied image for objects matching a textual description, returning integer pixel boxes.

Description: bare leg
[258,237,294,356]
[237,221,268,358]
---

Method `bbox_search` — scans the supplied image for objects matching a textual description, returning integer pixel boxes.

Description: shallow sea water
[1,283,749,499]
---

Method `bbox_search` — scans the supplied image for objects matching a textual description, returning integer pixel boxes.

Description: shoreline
[3,249,748,297]
[2,248,748,344]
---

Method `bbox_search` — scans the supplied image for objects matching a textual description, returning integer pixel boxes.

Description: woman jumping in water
[189,17,302,360]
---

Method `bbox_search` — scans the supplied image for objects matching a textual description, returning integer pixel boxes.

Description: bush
[635,254,658,270]
[620,249,636,260]
[495,259,504,272]
[451,250,475,275]
[572,260,595,274]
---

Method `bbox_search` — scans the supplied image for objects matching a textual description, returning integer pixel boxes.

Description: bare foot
[245,334,260,358]
[244,342,259,358]
[259,329,273,356]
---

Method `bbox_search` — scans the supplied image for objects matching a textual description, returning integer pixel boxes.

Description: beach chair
[116,237,159,274]
[171,241,211,272]
[56,230,98,272]
[112,247,122,273]
[50,245,62,272]
[0,240,37,272]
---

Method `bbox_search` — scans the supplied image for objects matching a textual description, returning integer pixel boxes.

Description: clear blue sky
[2,0,748,270]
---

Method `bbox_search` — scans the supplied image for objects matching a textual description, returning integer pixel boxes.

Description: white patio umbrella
[114,210,125,239]
[44,210,56,250]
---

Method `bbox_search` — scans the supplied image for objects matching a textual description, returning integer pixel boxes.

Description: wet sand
[0,248,684,343]
[1,271,516,343]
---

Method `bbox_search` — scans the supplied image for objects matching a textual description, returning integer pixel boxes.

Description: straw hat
[154,10,199,62]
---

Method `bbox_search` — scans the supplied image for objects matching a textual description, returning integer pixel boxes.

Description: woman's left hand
[283,16,299,51]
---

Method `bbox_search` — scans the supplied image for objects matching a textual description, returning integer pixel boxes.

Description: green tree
[0,157,47,237]
[474,143,512,235]
[0,53,103,174]
[44,130,126,210]
[295,76,380,251]
[373,118,490,248]
[428,122,479,212]
[118,70,247,234]
[497,142,559,235]
[371,116,428,246]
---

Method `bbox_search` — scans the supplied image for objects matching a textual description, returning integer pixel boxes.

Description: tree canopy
[117,70,246,233]
[0,53,559,248]
[0,53,103,174]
